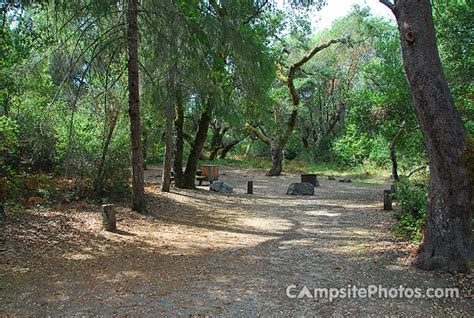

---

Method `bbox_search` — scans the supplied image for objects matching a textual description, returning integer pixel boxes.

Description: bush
[331,124,375,166]
[0,116,20,165]
[393,176,428,241]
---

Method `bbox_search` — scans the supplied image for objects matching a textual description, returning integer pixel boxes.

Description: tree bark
[180,97,213,189]
[162,64,176,192]
[382,0,472,272]
[267,142,283,176]
[173,86,184,188]
[127,0,146,213]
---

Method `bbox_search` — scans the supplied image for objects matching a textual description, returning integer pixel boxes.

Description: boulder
[286,182,314,195]
[328,176,336,180]
[210,181,233,193]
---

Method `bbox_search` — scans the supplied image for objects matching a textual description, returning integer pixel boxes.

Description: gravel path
[1,166,472,316]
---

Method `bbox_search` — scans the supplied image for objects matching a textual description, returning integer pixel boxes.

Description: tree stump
[383,190,393,211]
[247,181,253,194]
[101,204,116,232]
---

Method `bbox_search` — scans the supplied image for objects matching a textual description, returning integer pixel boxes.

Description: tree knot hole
[405,31,415,44]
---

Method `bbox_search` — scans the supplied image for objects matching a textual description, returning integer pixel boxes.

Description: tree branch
[284,36,349,106]
[245,123,271,145]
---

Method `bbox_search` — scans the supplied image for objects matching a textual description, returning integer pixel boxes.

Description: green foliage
[331,124,378,166]
[393,176,428,242]
[0,116,20,155]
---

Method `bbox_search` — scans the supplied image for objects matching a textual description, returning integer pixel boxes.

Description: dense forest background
[1,1,472,247]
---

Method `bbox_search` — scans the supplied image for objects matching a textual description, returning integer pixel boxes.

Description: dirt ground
[1,165,472,316]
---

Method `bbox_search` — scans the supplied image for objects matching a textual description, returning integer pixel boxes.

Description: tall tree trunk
[127,0,146,212]
[162,64,175,192]
[173,86,184,187]
[267,142,283,176]
[180,97,213,189]
[382,0,472,272]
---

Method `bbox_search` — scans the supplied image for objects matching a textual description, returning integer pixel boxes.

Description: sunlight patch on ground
[62,252,96,261]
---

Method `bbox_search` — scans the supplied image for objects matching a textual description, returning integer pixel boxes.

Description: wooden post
[383,190,393,211]
[101,204,116,232]
[247,181,253,194]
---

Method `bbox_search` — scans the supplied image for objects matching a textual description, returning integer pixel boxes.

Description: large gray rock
[210,181,233,193]
[286,182,314,195]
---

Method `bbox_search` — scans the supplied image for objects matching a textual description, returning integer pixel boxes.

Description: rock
[286,182,314,195]
[210,181,233,193]
[338,178,352,183]
[328,176,336,180]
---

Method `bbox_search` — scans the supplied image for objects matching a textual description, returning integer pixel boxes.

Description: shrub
[393,176,428,241]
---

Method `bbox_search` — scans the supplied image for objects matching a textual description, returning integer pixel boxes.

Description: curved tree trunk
[219,138,243,159]
[382,0,472,272]
[127,0,146,213]
[180,97,213,189]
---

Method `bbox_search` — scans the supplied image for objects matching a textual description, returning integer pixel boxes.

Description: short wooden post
[101,204,116,232]
[247,181,253,194]
[383,190,393,210]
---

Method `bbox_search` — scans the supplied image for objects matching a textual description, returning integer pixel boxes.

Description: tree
[171,0,275,189]
[160,0,178,193]
[127,0,146,212]
[246,36,348,176]
[379,0,472,272]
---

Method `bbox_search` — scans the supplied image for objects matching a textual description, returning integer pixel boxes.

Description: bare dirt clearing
[1,166,472,316]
